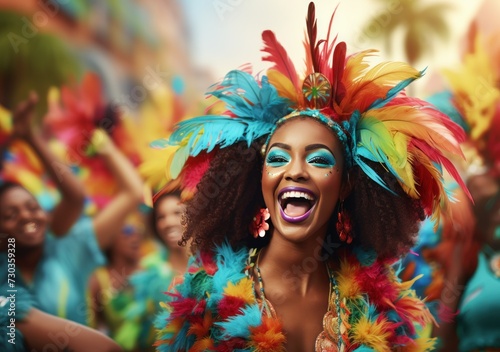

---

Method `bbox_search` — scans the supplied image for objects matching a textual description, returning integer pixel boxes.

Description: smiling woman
[153,2,469,351]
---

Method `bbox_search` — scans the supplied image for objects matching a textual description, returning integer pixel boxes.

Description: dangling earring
[250,208,270,238]
[336,201,352,244]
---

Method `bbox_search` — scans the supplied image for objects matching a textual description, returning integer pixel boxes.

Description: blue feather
[215,304,262,339]
[353,345,376,351]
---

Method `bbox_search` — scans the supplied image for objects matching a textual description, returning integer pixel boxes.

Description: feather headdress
[435,34,500,178]
[154,2,468,222]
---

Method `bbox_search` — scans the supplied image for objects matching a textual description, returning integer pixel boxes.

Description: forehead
[0,186,38,206]
[156,195,184,211]
[268,117,342,151]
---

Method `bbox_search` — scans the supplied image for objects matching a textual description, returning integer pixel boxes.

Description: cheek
[37,210,48,222]
[261,170,282,207]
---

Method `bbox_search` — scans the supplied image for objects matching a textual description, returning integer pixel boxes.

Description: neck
[17,245,44,283]
[258,233,331,296]
[109,254,139,275]
[168,247,189,273]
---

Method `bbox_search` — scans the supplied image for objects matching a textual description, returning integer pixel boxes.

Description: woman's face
[155,195,185,249]
[111,222,145,260]
[0,186,48,249]
[262,117,345,243]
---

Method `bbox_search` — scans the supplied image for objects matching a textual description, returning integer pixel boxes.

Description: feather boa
[155,242,436,351]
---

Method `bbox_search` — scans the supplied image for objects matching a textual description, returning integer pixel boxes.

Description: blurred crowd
[0,1,499,351]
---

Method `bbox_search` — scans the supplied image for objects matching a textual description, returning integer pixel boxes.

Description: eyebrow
[268,142,334,155]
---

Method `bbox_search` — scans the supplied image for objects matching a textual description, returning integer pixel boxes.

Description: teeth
[280,191,314,201]
[24,222,37,233]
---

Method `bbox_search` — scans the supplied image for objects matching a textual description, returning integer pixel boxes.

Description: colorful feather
[261,30,301,100]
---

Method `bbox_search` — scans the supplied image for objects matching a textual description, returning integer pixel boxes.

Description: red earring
[336,201,352,244]
[250,208,270,238]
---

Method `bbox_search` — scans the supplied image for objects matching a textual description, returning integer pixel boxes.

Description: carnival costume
[426,31,500,352]
[154,2,469,351]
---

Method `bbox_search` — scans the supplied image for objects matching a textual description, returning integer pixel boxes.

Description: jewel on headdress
[302,73,331,109]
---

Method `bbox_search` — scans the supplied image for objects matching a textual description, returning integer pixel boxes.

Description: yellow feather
[391,132,419,198]
[223,277,255,304]
[0,105,12,132]
[343,49,378,83]
[139,148,175,189]
[337,258,362,300]
[399,336,437,352]
[351,316,392,352]
[442,35,499,141]
[267,69,300,106]
[341,60,421,113]
[368,106,463,156]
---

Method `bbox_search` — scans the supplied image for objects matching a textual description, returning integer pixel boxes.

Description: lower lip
[279,203,316,223]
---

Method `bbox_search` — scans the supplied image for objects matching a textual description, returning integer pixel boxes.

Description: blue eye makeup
[266,149,290,167]
[306,150,336,168]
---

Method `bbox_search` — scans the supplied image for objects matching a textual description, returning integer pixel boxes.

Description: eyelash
[267,155,289,163]
[307,156,330,165]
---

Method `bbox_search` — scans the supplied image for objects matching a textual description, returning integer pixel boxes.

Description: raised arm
[18,308,122,352]
[9,93,86,236]
[91,130,144,250]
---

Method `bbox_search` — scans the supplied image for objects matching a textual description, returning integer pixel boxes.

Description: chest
[267,291,331,351]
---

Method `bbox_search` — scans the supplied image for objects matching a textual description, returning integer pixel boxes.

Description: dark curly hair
[181,137,424,259]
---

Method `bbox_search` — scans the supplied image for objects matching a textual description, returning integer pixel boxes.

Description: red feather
[318,4,340,77]
[261,30,300,95]
[411,138,471,202]
[305,2,319,72]
[332,42,347,106]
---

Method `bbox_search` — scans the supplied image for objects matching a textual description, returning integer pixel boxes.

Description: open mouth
[278,188,317,223]
[23,222,38,234]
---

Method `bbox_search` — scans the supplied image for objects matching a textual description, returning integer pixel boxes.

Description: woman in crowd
[151,191,190,275]
[88,209,154,352]
[429,27,500,351]
[0,92,144,325]
[153,3,469,351]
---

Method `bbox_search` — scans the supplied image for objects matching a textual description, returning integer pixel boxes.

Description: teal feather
[215,304,262,339]
[348,111,398,194]
[209,243,248,306]
[190,271,213,300]
[353,246,377,266]
[150,138,170,149]
[170,144,190,179]
[353,346,376,351]
[168,71,289,158]
[210,71,289,123]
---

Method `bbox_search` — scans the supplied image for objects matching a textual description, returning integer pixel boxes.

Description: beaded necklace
[253,249,343,351]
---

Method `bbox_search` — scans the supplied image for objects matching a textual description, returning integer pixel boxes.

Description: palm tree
[0,11,82,115]
[361,0,453,65]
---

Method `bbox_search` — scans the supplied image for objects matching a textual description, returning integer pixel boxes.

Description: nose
[284,159,309,181]
[19,207,34,222]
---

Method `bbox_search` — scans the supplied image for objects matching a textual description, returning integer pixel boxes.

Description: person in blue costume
[94,191,189,351]
[0,93,144,325]
[88,210,155,352]
[0,283,122,352]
